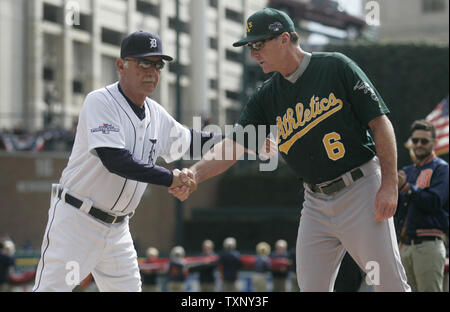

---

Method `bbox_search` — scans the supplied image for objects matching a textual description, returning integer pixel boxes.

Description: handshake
[168,168,197,201]
[166,137,279,202]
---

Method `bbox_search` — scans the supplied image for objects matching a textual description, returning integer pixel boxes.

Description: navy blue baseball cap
[120,30,173,61]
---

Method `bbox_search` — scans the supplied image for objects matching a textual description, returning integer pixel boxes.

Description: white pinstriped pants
[33,186,141,292]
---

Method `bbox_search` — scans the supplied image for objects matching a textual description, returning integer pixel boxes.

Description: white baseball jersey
[59,82,190,216]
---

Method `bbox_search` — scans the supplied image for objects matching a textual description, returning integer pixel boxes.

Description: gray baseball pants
[297,157,411,292]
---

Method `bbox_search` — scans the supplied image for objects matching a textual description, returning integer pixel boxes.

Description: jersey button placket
[139,124,145,141]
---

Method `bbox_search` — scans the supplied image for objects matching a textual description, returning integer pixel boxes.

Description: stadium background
[0,0,448,291]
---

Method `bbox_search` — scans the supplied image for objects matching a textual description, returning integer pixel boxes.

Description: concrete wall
[373,0,449,43]
[0,152,220,254]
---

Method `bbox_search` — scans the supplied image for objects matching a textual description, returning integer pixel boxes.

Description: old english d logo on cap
[121,30,173,61]
[233,8,295,47]
[149,38,158,49]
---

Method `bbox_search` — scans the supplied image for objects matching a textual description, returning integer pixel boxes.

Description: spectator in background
[0,239,15,292]
[218,237,241,292]
[141,247,161,292]
[167,246,188,292]
[253,242,271,292]
[198,239,218,292]
[395,119,449,292]
[270,239,289,292]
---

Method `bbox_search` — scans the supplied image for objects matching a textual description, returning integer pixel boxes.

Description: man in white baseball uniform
[33,31,220,292]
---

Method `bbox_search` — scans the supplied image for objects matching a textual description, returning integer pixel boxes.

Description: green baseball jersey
[236,52,389,184]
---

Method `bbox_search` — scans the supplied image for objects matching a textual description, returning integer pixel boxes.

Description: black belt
[307,168,364,196]
[57,187,128,224]
[402,236,442,245]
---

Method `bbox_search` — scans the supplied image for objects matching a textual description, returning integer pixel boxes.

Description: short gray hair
[118,59,129,80]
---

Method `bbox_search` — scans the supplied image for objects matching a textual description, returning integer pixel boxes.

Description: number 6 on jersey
[323,132,345,161]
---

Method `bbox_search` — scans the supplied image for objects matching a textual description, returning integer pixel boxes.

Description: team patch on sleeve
[91,124,120,134]
[353,80,379,102]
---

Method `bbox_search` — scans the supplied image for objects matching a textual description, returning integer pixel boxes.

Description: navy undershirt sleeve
[96,130,224,187]
[95,147,173,187]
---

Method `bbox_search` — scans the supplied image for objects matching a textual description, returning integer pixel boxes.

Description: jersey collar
[284,52,312,84]
[118,83,146,121]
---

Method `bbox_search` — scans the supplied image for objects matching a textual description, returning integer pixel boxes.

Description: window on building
[209,79,218,90]
[225,90,240,101]
[422,0,445,13]
[226,49,242,63]
[72,13,91,32]
[168,63,190,76]
[209,37,218,50]
[136,0,160,16]
[168,18,190,33]
[73,80,84,94]
[209,0,218,9]
[210,98,219,123]
[101,28,123,46]
[225,8,243,23]
[43,67,55,81]
[43,3,60,24]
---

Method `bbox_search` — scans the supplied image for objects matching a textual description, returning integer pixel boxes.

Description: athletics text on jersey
[236,52,389,184]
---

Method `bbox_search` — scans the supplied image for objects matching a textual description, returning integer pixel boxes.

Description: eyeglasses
[125,58,165,70]
[411,138,431,145]
[247,36,278,52]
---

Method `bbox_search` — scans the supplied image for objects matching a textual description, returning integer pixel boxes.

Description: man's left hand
[375,185,398,222]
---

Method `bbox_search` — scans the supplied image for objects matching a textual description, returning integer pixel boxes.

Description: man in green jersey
[169,8,410,292]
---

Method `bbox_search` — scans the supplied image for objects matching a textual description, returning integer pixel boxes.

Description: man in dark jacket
[218,237,241,292]
[395,119,449,292]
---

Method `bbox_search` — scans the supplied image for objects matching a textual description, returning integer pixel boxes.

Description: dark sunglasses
[411,138,431,145]
[247,36,278,52]
[125,58,165,70]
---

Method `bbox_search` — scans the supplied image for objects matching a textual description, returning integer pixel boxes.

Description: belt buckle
[111,215,118,224]
[316,178,338,194]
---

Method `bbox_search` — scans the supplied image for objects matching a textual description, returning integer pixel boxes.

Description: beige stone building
[369,0,449,43]
[0,0,267,132]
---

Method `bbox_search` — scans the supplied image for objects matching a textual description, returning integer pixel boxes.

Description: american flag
[426,96,449,156]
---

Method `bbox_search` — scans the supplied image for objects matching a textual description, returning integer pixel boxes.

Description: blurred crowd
[0,236,300,292]
[0,124,76,153]
[1,235,448,292]
[98,237,299,292]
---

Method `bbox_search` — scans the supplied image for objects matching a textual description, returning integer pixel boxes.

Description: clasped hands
[167,137,279,202]
[169,168,197,202]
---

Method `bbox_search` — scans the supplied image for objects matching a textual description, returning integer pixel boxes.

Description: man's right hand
[398,170,406,189]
